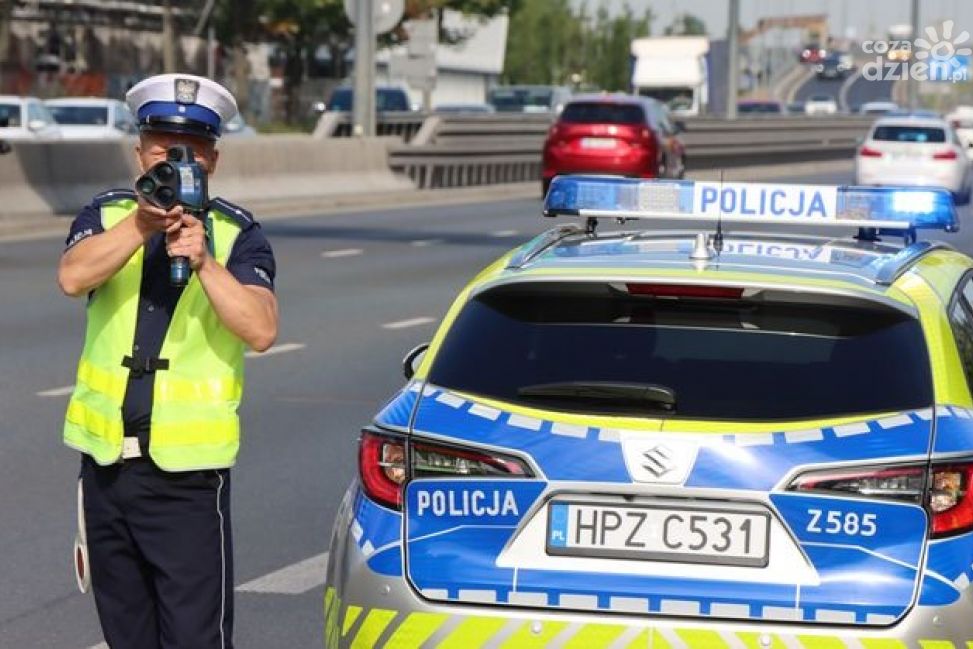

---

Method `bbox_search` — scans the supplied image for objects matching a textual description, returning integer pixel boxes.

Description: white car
[856,115,972,204]
[859,101,900,116]
[804,94,838,116]
[44,97,137,140]
[946,105,973,158]
[0,95,61,141]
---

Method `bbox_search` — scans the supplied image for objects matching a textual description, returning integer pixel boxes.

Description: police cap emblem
[174,78,199,104]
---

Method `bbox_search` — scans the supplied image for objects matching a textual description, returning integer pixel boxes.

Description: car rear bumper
[543,149,654,180]
[324,483,973,648]
[856,158,968,193]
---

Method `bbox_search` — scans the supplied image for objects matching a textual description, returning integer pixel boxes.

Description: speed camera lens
[155,163,175,181]
[156,187,176,208]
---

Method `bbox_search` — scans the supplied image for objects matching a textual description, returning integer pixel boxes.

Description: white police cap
[126,73,238,140]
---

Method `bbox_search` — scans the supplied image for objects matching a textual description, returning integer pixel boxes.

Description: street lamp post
[727,0,740,118]
[352,0,376,137]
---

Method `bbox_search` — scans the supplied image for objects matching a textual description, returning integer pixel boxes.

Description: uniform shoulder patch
[93,188,137,206]
[211,197,255,229]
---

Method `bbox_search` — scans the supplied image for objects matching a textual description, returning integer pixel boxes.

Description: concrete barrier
[208,135,413,212]
[0,135,412,220]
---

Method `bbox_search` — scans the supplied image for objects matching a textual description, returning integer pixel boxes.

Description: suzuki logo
[621,437,699,484]
[641,444,676,477]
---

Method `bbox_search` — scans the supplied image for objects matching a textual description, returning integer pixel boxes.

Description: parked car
[316,86,414,114]
[859,101,900,116]
[0,95,61,141]
[737,100,784,115]
[44,97,137,139]
[946,105,973,157]
[542,94,686,196]
[488,85,573,114]
[804,95,838,116]
[856,114,972,204]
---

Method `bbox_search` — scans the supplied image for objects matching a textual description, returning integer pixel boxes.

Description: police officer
[58,73,278,649]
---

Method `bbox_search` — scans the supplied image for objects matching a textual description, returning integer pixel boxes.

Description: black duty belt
[122,355,170,378]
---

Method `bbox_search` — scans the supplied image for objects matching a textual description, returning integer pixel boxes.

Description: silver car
[44,97,137,140]
[0,95,61,141]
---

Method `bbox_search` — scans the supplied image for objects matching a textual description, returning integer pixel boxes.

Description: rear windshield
[560,102,645,125]
[0,103,21,127]
[428,286,932,421]
[873,125,946,143]
[48,105,109,125]
[328,89,409,112]
[489,88,553,111]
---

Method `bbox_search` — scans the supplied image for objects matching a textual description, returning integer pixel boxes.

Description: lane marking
[245,342,306,358]
[838,66,865,112]
[411,238,443,247]
[85,644,108,649]
[321,248,363,259]
[37,385,75,397]
[236,551,330,595]
[491,229,520,237]
[382,317,435,330]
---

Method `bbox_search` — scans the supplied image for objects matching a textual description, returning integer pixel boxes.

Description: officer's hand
[135,196,183,238]
[166,213,209,271]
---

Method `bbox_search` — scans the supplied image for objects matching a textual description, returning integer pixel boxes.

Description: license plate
[547,502,770,567]
[580,137,617,149]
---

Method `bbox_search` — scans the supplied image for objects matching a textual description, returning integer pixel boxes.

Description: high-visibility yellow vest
[63,195,246,471]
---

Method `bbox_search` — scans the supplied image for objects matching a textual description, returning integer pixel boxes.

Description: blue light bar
[543,175,959,233]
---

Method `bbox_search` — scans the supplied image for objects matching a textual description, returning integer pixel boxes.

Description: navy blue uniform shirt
[65,191,276,443]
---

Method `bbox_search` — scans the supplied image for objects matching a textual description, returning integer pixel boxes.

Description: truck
[630,36,710,117]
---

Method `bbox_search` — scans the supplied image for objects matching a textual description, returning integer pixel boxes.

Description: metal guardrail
[385,114,874,189]
[313,112,428,141]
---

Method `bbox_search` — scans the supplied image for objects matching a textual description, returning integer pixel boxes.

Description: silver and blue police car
[324,175,973,647]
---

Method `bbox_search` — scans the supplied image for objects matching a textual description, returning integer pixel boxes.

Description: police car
[324,175,973,647]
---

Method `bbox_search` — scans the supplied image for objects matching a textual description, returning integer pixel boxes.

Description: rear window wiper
[517,381,676,413]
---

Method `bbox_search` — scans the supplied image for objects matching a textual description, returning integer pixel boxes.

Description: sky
[574,0,973,42]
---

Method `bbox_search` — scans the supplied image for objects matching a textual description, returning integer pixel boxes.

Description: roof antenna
[713,170,725,256]
[585,216,598,235]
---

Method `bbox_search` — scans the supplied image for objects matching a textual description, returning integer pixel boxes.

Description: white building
[376,9,509,108]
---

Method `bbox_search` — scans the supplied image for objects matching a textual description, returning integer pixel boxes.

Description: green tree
[586,4,651,91]
[665,13,706,36]
[502,0,583,85]
[503,0,650,91]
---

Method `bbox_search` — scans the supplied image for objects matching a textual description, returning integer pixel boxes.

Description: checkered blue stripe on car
[408,384,947,488]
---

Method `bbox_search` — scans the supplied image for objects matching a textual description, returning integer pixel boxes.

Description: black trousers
[80,455,233,649]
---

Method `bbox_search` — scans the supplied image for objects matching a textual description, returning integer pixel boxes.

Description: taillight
[787,460,973,538]
[360,431,406,509]
[626,283,744,299]
[933,149,958,160]
[858,145,883,158]
[359,430,532,510]
[929,464,973,535]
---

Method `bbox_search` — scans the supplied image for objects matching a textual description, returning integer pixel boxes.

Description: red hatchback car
[542,95,686,196]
